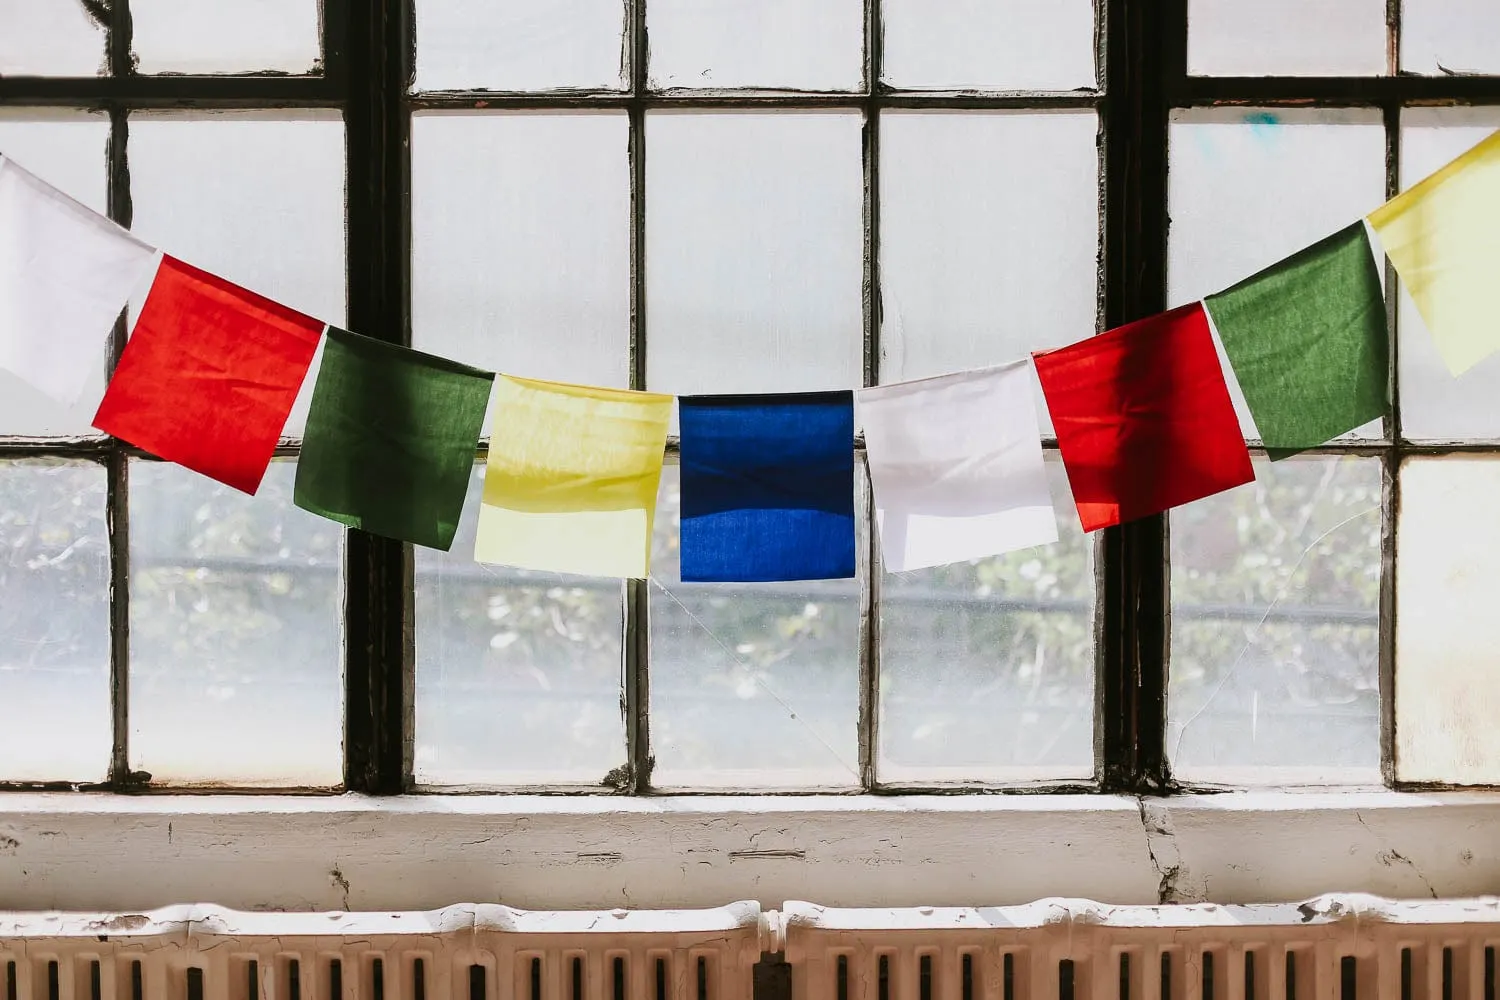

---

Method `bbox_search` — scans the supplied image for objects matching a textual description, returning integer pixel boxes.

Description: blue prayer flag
[678,391,856,583]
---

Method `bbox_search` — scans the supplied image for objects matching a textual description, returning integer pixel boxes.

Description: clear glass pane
[1396,456,1500,784]
[1401,0,1500,75]
[0,460,110,782]
[130,0,321,74]
[128,112,345,438]
[0,0,107,76]
[878,458,1094,785]
[646,112,863,398]
[0,111,113,437]
[1397,109,1500,442]
[411,112,630,397]
[650,463,861,789]
[1169,455,1382,785]
[882,0,1095,91]
[415,464,627,787]
[129,459,342,786]
[879,111,1099,436]
[1187,0,1387,76]
[1169,109,1388,439]
[647,0,862,91]
[413,0,627,92]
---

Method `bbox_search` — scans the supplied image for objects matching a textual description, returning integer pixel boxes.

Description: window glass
[1401,0,1500,76]
[882,0,1096,92]
[0,0,107,76]
[1188,0,1387,76]
[129,0,322,75]
[413,0,628,93]
[647,0,863,91]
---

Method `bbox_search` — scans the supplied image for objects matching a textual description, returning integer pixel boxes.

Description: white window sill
[2,790,1498,912]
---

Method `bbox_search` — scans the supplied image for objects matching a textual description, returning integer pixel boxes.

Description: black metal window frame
[1,0,1497,797]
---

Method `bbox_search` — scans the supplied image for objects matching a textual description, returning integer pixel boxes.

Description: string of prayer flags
[92,255,325,495]
[293,328,494,551]
[474,375,672,578]
[859,361,1056,572]
[1034,303,1254,533]
[0,155,158,404]
[1368,129,1500,376]
[678,391,855,583]
[1204,222,1388,459]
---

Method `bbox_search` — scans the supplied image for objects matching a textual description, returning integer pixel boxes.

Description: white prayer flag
[0,155,159,404]
[860,359,1057,572]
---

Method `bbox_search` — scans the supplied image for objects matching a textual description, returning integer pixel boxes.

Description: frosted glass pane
[880,112,1099,402]
[1397,457,1500,784]
[0,0,107,76]
[1169,110,1387,440]
[1401,0,1500,75]
[878,459,1093,785]
[130,0,321,74]
[412,113,629,396]
[0,112,114,437]
[647,113,863,397]
[1397,109,1500,442]
[882,0,1096,91]
[0,460,110,782]
[414,0,627,92]
[414,465,626,788]
[650,463,861,789]
[1188,0,1387,76]
[647,0,862,91]
[1169,455,1382,786]
[128,113,345,438]
[129,460,342,787]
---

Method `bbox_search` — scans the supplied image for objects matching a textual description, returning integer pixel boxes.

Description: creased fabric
[474,374,672,579]
[678,391,855,583]
[859,361,1056,571]
[92,255,325,495]
[1033,302,1254,533]
[0,155,159,404]
[294,327,494,551]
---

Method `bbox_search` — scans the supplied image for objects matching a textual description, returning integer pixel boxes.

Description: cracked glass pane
[0,0,107,76]
[647,0,862,91]
[414,0,628,93]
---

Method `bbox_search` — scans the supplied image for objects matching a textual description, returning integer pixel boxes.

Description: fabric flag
[0,155,158,404]
[93,255,324,495]
[1033,303,1254,533]
[859,361,1057,572]
[1204,222,1388,459]
[678,391,855,583]
[293,328,494,551]
[474,375,672,579]
[1367,129,1500,376]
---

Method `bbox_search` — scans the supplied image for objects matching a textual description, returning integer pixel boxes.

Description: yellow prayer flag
[475,374,673,579]
[1368,129,1500,376]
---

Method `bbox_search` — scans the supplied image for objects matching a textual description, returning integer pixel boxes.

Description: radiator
[4,897,1498,1000]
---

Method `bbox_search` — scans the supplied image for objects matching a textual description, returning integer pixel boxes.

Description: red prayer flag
[1033,302,1253,533]
[93,255,324,494]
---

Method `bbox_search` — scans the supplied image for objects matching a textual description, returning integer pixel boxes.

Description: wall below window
[1,792,1497,912]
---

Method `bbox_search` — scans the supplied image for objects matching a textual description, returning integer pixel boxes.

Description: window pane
[413,0,627,92]
[1401,0,1500,75]
[878,459,1094,785]
[415,465,626,788]
[130,0,321,75]
[1397,109,1500,442]
[411,112,630,394]
[0,0,106,76]
[646,112,863,398]
[0,112,113,437]
[1396,456,1500,784]
[650,463,861,789]
[128,113,345,438]
[882,0,1095,91]
[1169,455,1382,785]
[647,0,862,91]
[1169,109,1387,440]
[1188,0,1386,76]
[0,460,110,782]
[129,460,342,786]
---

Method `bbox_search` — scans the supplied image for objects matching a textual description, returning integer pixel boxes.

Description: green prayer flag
[295,327,494,550]
[1204,222,1388,460]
